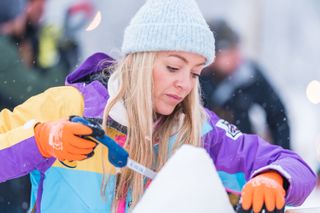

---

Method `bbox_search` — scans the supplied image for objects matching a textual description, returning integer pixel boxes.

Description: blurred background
[0,0,319,212]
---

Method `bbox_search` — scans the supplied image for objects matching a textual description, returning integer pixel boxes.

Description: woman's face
[153,51,206,115]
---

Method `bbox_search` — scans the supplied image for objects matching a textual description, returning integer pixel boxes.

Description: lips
[166,94,183,103]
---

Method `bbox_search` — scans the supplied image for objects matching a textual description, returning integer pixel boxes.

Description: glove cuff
[259,170,284,187]
[34,123,52,158]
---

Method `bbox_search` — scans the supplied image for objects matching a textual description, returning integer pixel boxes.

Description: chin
[156,106,175,116]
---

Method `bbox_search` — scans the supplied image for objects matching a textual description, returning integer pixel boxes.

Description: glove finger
[265,187,276,212]
[241,184,253,210]
[252,186,264,213]
[275,188,285,210]
[54,150,83,161]
[72,154,87,161]
[68,135,97,149]
[265,206,275,213]
[68,146,95,155]
[275,207,285,213]
[236,203,251,213]
[63,140,96,155]
[61,151,88,161]
[56,153,66,161]
[263,204,278,213]
[65,122,93,135]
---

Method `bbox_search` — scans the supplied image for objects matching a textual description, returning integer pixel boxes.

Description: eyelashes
[166,66,179,72]
[192,73,200,78]
[166,66,200,78]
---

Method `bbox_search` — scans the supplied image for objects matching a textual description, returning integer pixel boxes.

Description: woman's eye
[166,66,179,72]
[192,73,200,78]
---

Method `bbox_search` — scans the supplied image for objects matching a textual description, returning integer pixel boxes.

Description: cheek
[153,69,168,95]
[181,78,196,98]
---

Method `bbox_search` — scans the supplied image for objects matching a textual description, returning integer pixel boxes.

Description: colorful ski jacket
[0,52,316,212]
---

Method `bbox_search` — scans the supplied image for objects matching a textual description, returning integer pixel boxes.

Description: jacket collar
[107,73,129,127]
[65,52,114,85]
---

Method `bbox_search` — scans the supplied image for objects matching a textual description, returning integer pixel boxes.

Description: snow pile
[133,144,234,213]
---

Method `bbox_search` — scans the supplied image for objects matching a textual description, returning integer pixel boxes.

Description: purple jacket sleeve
[0,136,55,183]
[203,110,316,206]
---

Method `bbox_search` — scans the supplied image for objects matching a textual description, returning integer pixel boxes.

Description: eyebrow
[168,54,205,66]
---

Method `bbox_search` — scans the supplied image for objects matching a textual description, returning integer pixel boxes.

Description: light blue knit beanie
[121,0,215,65]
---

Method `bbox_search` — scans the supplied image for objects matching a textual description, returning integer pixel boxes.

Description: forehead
[156,51,206,65]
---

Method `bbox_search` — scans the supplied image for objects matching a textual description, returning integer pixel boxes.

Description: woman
[0,0,316,212]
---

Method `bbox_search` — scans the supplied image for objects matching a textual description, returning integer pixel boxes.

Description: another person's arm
[253,64,291,149]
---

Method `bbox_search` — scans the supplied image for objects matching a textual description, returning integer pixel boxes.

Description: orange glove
[34,120,97,161]
[241,171,286,213]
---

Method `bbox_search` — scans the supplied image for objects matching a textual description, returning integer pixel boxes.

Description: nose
[175,71,193,90]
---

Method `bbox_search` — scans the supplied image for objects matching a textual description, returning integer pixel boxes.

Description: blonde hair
[102,52,207,209]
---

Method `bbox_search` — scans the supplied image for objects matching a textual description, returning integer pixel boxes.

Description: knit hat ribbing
[121,0,215,65]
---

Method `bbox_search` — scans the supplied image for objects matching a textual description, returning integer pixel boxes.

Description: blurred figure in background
[200,19,292,208]
[0,0,84,212]
[200,19,291,150]
[0,0,67,110]
[21,0,93,74]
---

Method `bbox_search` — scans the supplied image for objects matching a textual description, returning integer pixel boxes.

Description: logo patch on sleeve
[216,119,242,140]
